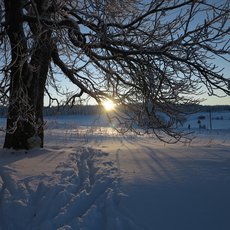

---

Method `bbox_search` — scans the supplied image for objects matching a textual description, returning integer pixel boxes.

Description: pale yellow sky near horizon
[201,95,230,106]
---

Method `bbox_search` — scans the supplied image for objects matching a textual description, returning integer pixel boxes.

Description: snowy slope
[0,113,230,230]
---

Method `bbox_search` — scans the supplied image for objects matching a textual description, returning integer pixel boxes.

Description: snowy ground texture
[0,112,230,230]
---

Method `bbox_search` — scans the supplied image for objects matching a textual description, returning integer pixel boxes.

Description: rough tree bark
[3,0,50,149]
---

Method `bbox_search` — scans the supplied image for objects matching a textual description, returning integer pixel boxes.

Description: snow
[0,112,230,230]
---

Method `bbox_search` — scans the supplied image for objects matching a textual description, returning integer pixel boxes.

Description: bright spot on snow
[102,99,116,111]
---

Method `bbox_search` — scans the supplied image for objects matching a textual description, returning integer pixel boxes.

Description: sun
[102,99,116,111]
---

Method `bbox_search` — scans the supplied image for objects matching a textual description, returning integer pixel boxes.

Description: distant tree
[0,0,229,149]
[197,115,206,120]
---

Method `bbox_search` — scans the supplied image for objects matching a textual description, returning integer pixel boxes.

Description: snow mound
[0,147,131,230]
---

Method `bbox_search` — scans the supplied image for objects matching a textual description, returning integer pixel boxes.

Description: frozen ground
[0,112,230,230]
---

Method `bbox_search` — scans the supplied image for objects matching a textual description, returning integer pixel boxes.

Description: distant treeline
[196,104,230,112]
[0,105,103,117]
[176,104,230,113]
[43,105,102,116]
[0,104,229,117]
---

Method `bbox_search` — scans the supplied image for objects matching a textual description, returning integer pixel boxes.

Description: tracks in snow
[0,147,121,230]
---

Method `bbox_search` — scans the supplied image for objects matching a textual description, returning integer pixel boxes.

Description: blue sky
[45,49,230,107]
[42,0,229,107]
[201,58,229,105]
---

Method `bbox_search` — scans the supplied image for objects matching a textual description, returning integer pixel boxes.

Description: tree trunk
[3,0,51,149]
[3,61,50,149]
[3,43,51,149]
[28,37,52,148]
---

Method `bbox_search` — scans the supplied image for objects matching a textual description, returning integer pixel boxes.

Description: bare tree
[0,0,229,149]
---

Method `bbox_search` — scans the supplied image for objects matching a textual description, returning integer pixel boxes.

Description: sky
[1,0,229,107]
[201,95,230,106]
[43,0,230,107]
[45,60,230,107]
[44,85,230,107]
[201,58,230,105]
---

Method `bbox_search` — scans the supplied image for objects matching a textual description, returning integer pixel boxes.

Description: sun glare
[102,99,116,111]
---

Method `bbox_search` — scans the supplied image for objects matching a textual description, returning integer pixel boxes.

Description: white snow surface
[0,112,230,230]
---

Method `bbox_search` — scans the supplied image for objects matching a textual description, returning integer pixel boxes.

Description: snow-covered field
[0,112,230,230]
